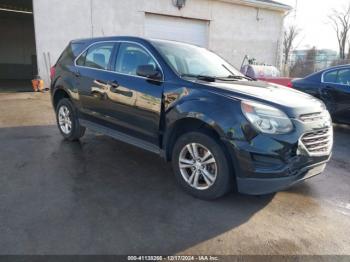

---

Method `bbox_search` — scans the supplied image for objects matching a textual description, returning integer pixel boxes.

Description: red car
[241,64,293,87]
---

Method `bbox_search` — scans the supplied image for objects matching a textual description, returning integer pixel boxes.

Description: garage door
[144,14,209,47]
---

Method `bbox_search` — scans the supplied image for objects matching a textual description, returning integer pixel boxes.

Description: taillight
[287,81,293,88]
[50,66,56,80]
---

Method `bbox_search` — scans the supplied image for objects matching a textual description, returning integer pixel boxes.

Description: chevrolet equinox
[51,36,333,199]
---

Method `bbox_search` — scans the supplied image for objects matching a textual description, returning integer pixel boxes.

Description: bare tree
[283,25,299,75]
[290,47,317,78]
[328,4,350,60]
[304,47,317,75]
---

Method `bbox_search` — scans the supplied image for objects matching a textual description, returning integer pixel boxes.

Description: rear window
[57,42,86,65]
[77,43,114,70]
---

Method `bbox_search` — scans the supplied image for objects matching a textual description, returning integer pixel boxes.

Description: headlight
[241,101,293,134]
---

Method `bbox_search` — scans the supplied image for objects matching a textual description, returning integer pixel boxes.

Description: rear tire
[56,98,85,141]
[172,131,232,200]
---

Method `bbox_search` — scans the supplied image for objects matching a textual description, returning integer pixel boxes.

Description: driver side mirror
[136,65,162,81]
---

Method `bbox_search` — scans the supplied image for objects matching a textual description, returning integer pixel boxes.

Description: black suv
[51,36,333,200]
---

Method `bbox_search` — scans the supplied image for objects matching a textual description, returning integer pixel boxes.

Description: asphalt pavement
[0,92,349,255]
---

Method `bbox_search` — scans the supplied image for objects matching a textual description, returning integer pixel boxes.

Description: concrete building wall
[0,12,36,79]
[33,0,285,85]
[209,1,284,67]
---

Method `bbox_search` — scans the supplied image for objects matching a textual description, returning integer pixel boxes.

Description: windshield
[151,40,243,78]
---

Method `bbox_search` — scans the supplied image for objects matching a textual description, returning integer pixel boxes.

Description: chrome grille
[300,112,324,122]
[301,128,332,155]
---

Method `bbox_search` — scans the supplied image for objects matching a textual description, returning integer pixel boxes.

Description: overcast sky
[278,0,350,51]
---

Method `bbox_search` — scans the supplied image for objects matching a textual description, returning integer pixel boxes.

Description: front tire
[56,98,85,141]
[172,131,232,200]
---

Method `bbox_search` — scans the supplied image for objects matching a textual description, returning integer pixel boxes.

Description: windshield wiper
[225,75,255,81]
[181,74,216,82]
[220,64,255,81]
[181,73,254,82]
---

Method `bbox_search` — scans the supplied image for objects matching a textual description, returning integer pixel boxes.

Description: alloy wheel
[58,105,72,135]
[178,143,217,190]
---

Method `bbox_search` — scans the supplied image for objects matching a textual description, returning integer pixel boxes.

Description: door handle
[109,81,120,92]
[109,80,119,88]
[95,80,108,86]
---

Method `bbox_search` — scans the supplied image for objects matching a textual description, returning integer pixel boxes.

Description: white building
[0,0,290,89]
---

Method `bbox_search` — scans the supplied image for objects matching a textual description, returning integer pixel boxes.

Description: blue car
[291,64,350,125]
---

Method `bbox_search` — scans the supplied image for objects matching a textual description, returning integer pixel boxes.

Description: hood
[200,80,325,117]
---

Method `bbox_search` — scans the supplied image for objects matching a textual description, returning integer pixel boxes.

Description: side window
[58,43,85,65]
[337,69,350,85]
[323,70,338,83]
[78,43,114,70]
[115,43,157,76]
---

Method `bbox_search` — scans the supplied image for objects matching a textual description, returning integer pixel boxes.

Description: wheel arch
[163,115,238,193]
[162,115,226,162]
[52,88,72,110]
[51,73,80,110]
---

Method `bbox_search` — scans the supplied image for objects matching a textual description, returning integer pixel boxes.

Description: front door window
[114,43,157,76]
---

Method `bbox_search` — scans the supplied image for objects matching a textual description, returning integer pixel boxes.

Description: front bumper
[236,158,329,195]
[223,114,333,195]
